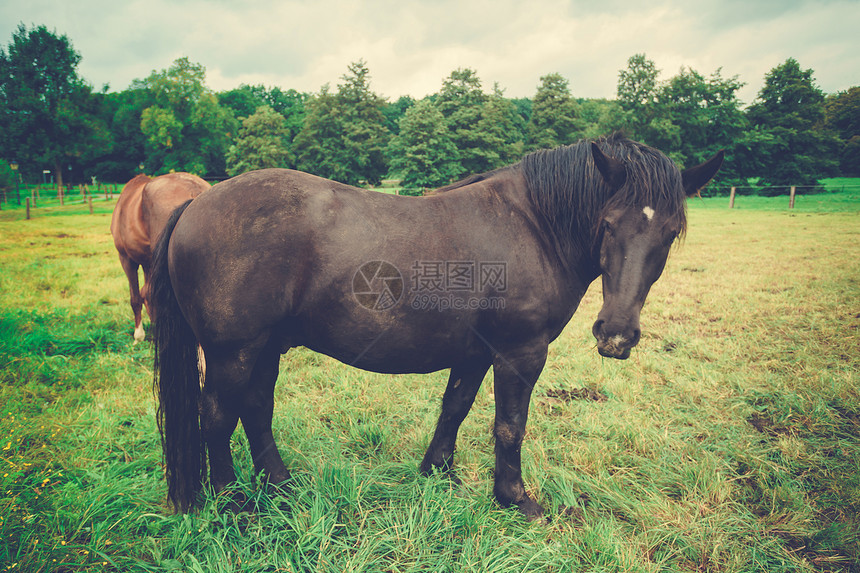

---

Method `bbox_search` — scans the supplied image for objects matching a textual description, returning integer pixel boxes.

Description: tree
[136,57,237,176]
[825,87,860,176]
[744,58,840,191]
[87,86,151,181]
[527,73,583,150]
[293,87,345,181]
[0,24,109,187]
[218,85,266,119]
[387,98,460,192]
[655,67,747,174]
[474,84,523,168]
[225,106,292,176]
[434,69,524,177]
[262,87,307,145]
[616,53,660,138]
[579,98,626,139]
[436,68,489,177]
[220,84,307,144]
[382,95,416,134]
[293,60,389,186]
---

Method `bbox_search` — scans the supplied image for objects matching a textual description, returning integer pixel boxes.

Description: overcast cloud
[2,0,858,105]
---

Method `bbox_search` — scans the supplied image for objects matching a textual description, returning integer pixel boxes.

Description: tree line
[1,24,857,197]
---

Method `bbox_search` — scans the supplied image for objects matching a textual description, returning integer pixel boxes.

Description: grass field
[0,189,858,572]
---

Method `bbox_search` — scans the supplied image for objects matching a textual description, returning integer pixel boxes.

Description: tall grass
[0,194,858,571]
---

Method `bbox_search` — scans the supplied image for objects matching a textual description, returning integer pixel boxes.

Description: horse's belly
[299,317,485,375]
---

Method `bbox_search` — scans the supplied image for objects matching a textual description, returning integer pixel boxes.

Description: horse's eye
[601,220,614,237]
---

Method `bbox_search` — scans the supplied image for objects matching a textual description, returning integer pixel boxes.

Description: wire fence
[2,180,858,220]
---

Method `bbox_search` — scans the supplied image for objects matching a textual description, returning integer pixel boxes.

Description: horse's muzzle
[592,320,640,360]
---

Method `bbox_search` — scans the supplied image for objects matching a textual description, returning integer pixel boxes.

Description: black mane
[519,133,688,243]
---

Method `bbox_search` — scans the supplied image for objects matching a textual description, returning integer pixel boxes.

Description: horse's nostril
[592,320,604,338]
[631,329,641,346]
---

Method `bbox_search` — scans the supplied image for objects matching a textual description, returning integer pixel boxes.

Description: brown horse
[111,173,210,342]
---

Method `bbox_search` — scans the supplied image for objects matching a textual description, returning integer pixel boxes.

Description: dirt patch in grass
[544,388,608,402]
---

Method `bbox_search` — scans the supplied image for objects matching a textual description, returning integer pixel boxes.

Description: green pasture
[0,190,858,572]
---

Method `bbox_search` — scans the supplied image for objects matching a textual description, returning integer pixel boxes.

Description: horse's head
[589,143,723,359]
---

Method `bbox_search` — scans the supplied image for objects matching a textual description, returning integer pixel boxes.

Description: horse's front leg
[420,359,491,476]
[491,343,547,520]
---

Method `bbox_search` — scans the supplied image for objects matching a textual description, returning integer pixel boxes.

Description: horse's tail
[151,199,205,512]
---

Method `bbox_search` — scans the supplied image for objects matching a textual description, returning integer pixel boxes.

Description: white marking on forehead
[642,206,655,221]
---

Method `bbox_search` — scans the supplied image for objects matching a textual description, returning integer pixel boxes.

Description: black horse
[152,134,723,518]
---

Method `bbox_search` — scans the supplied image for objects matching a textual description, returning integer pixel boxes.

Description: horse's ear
[591,142,627,191]
[682,150,724,197]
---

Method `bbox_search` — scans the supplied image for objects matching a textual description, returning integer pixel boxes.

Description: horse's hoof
[215,489,249,513]
[419,461,461,485]
[511,493,545,522]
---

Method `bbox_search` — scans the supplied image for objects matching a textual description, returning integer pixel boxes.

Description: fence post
[729,187,736,209]
[789,186,796,209]
[31,190,36,208]
[26,197,30,220]
[59,184,64,206]
[88,197,93,214]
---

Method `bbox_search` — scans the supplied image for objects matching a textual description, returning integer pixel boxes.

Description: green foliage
[578,98,626,140]
[0,160,17,202]
[656,67,747,173]
[0,24,109,186]
[87,87,150,181]
[225,105,293,176]
[825,87,860,176]
[614,56,747,180]
[294,61,389,186]
[742,58,841,190]
[382,95,416,135]
[387,99,460,192]
[220,84,308,144]
[0,18,854,194]
[436,68,490,177]
[435,69,524,178]
[617,53,659,111]
[474,85,523,168]
[136,57,237,176]
[217,85,265,120]
[527,73,584,150]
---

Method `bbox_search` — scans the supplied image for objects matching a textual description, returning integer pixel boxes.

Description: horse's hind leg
[239,343,289,486]
[420,360,490,476]
[199,354,243,498]
[199,340,271,500]
[119,255,145,342]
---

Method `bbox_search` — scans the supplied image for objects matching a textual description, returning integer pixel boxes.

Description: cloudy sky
[2,0,858,105]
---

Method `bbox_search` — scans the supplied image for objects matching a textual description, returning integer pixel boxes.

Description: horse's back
[166,168,576,371]
[141,173,210,246]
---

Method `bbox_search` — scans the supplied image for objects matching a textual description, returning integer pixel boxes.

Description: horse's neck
[480,171,602,288]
